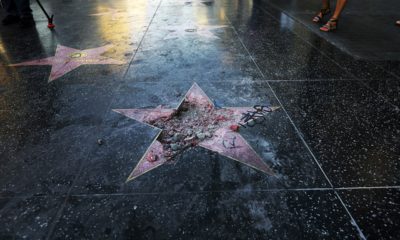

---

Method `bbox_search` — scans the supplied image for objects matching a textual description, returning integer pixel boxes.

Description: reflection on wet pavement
[0,0,399,239]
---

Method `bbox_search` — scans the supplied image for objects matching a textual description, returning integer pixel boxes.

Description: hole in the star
[145,100,236,162]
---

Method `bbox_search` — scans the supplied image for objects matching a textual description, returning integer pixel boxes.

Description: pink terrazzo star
[114,83,279,182]
[10,44,125,82]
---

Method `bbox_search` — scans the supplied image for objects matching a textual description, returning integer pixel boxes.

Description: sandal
[312,8,331,23]
[320,18,338,32]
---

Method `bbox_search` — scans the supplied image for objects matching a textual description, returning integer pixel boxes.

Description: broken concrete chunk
[184,135,196,141]
[170,143,181,151]
[186,129,193,136]
[172,133,183,142]
[196,132,206,140]
[168,131,175,136]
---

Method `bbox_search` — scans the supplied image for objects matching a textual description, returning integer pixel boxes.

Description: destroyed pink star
[10,44,124,82]
[114,83,279,182]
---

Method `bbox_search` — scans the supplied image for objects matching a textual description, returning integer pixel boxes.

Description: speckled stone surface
[0,0,399,239]
[339,189,400,240]
[51,191,360,240]
[268,80,400,188]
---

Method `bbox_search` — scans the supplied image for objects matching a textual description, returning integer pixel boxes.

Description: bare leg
[320,0,347,31]
[331,0,347,19]
[322,0,330,10]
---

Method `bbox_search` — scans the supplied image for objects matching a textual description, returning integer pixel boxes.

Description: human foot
[320,18,338,32]
[313,8,331,23]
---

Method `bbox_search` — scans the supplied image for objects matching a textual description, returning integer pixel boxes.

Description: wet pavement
[0,0,399,239]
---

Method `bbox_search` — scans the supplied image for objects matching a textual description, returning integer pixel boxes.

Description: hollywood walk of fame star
[163,24,228,40]
[113,83,279,182]
[9,45,125,82]
[90,8,126,21]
